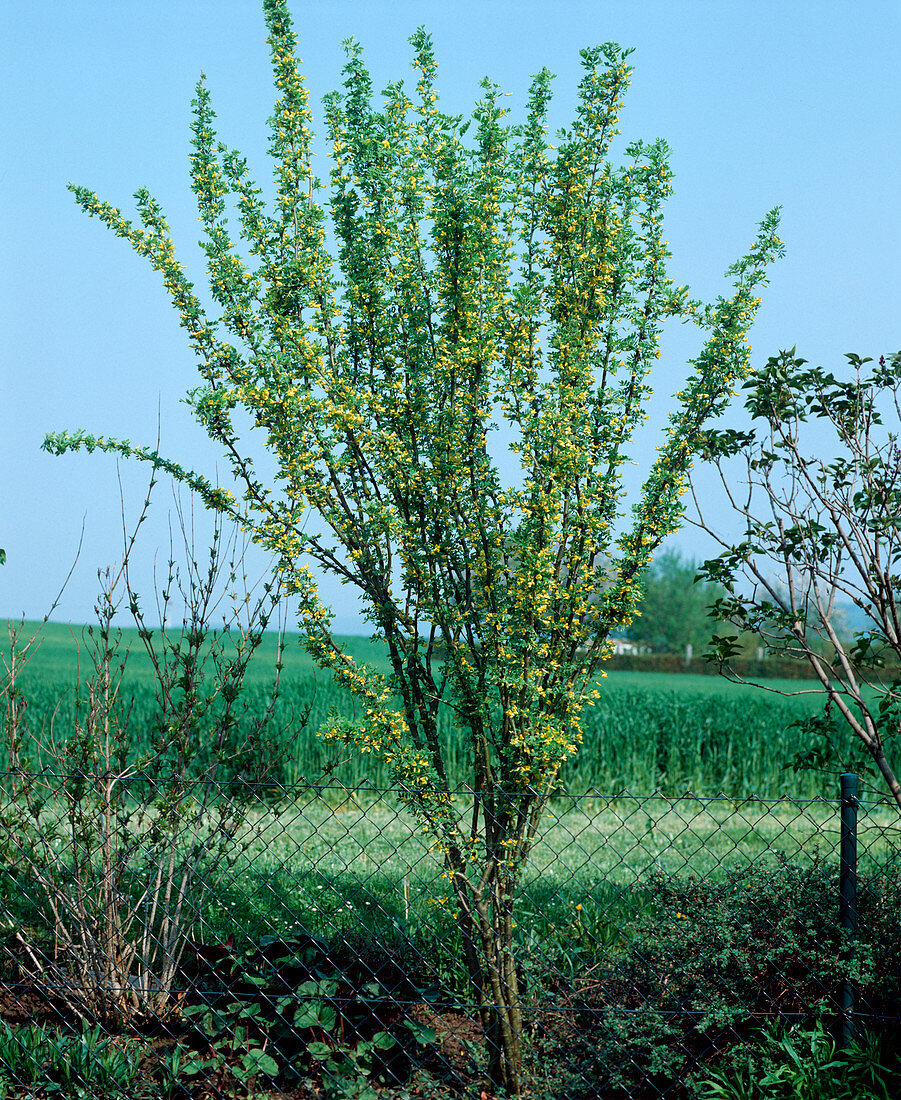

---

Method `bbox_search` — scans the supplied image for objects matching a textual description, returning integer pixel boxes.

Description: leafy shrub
[0,499,288,1024]
[528,854,901,1098]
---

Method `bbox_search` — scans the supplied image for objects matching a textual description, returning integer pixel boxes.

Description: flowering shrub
[46,2,781,1090]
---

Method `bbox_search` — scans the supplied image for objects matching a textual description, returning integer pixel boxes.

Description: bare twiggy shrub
[0,487,287,1023]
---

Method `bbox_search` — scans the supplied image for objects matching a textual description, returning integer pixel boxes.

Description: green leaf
[242,1049,280,1076]
[401,1018,437,1045]
[371,1030,397,1050]
[295,1003,337,1030]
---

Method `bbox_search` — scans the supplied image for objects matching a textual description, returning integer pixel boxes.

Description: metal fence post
[838,771,858,1048]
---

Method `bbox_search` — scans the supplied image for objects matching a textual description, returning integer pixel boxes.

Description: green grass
[8,782,895,995]
[1,620,863,797]
[151,785,901,953]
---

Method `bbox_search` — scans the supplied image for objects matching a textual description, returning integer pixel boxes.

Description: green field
[1,619,862,798]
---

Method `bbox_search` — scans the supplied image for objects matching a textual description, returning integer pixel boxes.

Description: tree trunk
[449,851,524,1097]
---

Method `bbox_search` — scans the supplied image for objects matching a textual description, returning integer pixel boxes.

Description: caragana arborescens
[45,1,782,1091]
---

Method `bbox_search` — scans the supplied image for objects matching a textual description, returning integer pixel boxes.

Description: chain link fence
[0,769,898,1098]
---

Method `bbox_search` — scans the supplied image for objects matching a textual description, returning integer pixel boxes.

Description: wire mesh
[0,771,897,1098]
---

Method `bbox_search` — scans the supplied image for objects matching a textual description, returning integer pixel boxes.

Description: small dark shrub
[528,854,901,1099]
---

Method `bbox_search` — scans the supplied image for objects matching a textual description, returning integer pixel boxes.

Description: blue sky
[3,0,899,631]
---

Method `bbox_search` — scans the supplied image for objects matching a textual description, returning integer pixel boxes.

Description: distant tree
[44,1,782,1091]
[627,546,724,653]
[695,350,901,809]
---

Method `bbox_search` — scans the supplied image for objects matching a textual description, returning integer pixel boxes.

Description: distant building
[576,636,644,657]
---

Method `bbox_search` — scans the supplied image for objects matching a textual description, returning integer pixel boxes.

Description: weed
[698,1022,900,1100]
[175,933,438,1098]
[0,1019,147,1098]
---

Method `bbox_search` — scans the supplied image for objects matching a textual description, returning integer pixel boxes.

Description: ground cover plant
[526,856,901,1099]
[697,1022,899,1100]
[44,0,783,1090]
[0,1018,152,1099]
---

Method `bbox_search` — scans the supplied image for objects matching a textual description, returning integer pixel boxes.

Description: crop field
[3,620,859,798]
